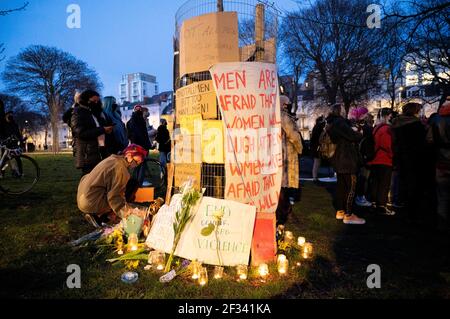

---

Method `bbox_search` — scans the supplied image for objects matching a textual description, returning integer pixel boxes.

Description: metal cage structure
[170,0,279,199]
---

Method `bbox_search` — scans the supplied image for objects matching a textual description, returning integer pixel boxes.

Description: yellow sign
[179,114,203,135]
[179,12,239,77]
[174,163,202,190]
[176,80,218,120]
[202,120,224,164]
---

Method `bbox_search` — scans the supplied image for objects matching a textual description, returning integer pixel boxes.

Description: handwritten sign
[176,81,218,120]
[179,12,239,77]
[210,62,282,214]
[174,163,202,190]
[202,120,224,164]
[146,195,257,266]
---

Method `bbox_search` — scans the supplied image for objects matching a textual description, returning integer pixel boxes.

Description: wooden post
[217,0,224,12]
[255,3,265,62]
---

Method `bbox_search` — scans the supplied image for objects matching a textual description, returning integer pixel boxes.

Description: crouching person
[77,144,148,228]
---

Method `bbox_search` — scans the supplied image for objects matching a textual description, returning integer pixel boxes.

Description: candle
[127,233,138,252]
[198,267,208,286]
[236,265,248,280]
[284,231,294,244]
[277,254,287,263]
[191,261,201,280]
[258,263,269,278]
[302,242,313,259]
[155,251,165,271]
[297,236,306,246]
[278,259,289,275]
[213,266,224,279]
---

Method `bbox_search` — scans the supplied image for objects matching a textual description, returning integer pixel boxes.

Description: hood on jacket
[391,114,420,128]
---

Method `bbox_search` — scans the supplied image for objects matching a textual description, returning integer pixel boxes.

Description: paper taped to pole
[175,80,218,120]
[209,62,282,214]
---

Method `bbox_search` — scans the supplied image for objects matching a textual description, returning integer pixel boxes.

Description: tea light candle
[258,263,269,278]
[297,236,306,246]
[213,266,224,279]
[277,254,287,263]
[155,251,165,271]
[236,265,248,280]
[198,267,208,286]
[302,242,313,259]
[284,231,294,244]
[127,233,138,252]
[278,259,289,275]
[191,261,201,280]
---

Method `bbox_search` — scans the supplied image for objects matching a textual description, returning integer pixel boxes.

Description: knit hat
[123,144,148,159]
[349,107,369,121]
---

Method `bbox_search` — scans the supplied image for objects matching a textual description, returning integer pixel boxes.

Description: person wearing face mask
[102,96,128,154]
[77,144,148,228]
[126,105,152,151]
[71,90,114,176]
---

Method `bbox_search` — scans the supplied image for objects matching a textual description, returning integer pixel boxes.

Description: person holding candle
[77,144,148,228]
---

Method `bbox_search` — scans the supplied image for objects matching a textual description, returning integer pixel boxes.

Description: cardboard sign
[179,12,239,77]
[250,212,277,266]
[146,195,257,266]
[202,120,224,164]
[173,132,202,164]
[176,81,218,120]
[209,62,282,214]
[239,38,276,63]
[174,163,202,190]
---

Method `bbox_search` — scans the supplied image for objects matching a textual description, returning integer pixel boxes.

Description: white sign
[146,195,257,266]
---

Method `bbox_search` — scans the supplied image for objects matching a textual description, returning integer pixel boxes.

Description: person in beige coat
[276,95,303,225]
[77,144,148,228]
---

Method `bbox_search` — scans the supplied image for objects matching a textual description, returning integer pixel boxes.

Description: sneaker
[84,214,101,229]
[377,206,396,216]
[355,196,372,207]
[336,210,345,220]
[343,214,366,225]
[142,181,152,187]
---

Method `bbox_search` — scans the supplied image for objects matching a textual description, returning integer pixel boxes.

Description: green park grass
[0,154,449,299]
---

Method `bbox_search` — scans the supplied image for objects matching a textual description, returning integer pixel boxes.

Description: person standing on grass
[102,96,128,154]
[77,144,148,228]
[391,102,426,220]
[326,104,365,225]
[155,118,171,169]
[427,97,450,232]
[368,108,395,216]
[310,116,326,182]
[127,105,152,151]
[71,90,114,176]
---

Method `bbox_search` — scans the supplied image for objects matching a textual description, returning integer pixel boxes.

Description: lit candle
[198,267,208,286]
[277,254,287,263]
[284,231,294,244]
[155,251,165,271]
[191,261,201,280]
[236,265,248,280]
[297,236,306,246]
[258,263,269,278]
[213,266,224,279]
[127,233,138,252]
[278,259,289,275]
[302,242,313,259]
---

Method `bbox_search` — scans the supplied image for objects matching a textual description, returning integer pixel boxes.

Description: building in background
[119,73,159,104]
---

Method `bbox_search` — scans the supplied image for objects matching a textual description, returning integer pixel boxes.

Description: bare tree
[2,45,102,153]
[0,2,29,61]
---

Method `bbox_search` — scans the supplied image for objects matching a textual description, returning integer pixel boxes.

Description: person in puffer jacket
[368,108,395,216]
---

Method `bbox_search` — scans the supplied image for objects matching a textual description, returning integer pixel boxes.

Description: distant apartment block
[119,73,159,104]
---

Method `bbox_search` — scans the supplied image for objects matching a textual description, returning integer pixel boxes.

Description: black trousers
[398,161,423,218]
[369,165,392,207]
[335,174,357,215]
[276,188,292,226]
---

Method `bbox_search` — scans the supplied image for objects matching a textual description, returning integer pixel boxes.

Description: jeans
[335,174,357,215]
[312,158,321,179]
[356,167,371,197]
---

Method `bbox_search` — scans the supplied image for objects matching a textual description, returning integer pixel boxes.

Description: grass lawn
[0,154,449,299]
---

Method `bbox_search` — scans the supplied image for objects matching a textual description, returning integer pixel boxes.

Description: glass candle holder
[258,263,269,279]
[213,266,224,279]
[284,231,294,244]
[198,267,208,286]
[127,233,138,252]
[278,259,289,275]
[302,242,313,259]
[297,236,306,247]
[191,260,202,280]
[155,251,165,271]
[236,264,248,280]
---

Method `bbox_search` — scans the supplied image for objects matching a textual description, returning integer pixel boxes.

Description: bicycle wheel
[0,155,40,195]
[141,158,167,198]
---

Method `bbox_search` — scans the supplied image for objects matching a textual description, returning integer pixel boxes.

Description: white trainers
[355,196,372,207]
[343,214,366,225]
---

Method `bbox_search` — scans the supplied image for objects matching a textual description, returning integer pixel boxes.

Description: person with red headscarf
[76,144,148,228]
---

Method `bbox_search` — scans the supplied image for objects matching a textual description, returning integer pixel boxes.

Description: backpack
[359,124,385,163]
[318,124,337,159]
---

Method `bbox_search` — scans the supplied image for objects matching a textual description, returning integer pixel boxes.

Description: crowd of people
[308,99,450,231]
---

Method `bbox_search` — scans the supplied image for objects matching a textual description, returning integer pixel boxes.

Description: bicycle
[0,137,40,195]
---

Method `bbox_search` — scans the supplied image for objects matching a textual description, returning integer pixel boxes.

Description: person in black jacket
[71,90,114,176]
[156,118,171,168]
[326,104,365,225]
[392,102,426,220]
[311,116,326,181]
[126,105,152,151]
